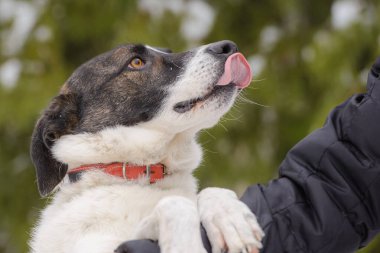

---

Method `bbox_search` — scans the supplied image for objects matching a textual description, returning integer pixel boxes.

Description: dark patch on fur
[64,44,189,132]
[31,93,80,196]
[131,44,147,55]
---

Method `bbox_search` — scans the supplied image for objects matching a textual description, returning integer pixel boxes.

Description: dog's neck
[51,125,203,175]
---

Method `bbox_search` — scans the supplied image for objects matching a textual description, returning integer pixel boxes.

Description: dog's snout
[206,40,238,57]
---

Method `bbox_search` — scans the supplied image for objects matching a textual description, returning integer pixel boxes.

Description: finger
[369,57,380,100]
[371,57,380,77]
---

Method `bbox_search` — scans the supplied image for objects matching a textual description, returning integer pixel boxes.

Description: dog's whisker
[220,118,243,125]
[171,61,186,70]
[237,93,270,108]
[232,102,242,108]
[203,130,216,140]
[218,122,228,132]
[202,147,218,154]
[222,113,244,122]
[176,74,186,80]
[230,102,244,111]
[250,78,267,83]
[242,78,267,90]
[244,86,261,90]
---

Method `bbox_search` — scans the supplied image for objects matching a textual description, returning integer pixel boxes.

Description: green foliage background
[0,0,379,252]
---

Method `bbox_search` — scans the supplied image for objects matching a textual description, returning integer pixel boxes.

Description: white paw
[135,196,207,253]
[198,188,264,253]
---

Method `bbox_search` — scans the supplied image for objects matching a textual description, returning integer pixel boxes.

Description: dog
[29,40,264,253]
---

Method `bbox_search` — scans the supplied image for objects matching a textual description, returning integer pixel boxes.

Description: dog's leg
[198,187,264,253]
[133,196,207,253]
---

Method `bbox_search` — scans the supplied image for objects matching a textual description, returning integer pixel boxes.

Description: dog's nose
[206,40,238,56]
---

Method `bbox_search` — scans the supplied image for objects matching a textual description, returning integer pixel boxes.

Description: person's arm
[241,57,380,252]
[116,58,380,253]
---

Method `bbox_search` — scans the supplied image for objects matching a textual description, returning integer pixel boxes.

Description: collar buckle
[145,164,151,179]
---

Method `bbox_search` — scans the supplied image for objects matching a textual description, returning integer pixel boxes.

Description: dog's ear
[30,93,80,196]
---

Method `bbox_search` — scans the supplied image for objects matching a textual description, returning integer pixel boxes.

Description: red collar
[68,162,167,184]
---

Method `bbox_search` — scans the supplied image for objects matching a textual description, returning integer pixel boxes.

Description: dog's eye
[128,57,145,69]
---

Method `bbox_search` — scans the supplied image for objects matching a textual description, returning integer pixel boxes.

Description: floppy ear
[30,93,80,196]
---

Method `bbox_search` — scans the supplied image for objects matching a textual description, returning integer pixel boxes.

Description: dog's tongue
[216,53,252,89]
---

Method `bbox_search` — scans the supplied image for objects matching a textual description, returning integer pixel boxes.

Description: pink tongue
[216,53,252,89]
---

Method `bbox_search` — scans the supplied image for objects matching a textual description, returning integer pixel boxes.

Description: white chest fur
[30,171,198,253]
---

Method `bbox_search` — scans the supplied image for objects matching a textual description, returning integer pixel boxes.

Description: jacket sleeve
[116,58,380,253]
[240,58,380,253]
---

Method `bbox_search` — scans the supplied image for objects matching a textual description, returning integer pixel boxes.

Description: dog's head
[31,40,252,196]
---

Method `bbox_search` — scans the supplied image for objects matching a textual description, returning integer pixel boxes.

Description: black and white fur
[29,41,263,253]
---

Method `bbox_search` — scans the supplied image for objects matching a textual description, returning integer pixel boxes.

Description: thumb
[371,57,380,77]
[368,57,380,100]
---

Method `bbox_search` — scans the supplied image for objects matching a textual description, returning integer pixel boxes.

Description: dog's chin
[173,84,237,113]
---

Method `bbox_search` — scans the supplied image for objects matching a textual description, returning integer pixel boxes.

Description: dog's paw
[134,196,207,253]
[198,187,264,253]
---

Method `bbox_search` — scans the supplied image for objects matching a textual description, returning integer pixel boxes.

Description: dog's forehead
[96,44,144,64]
[64,44,143,88]
[62,43,185,99]
[114,43,145,53]
[74,44,167,71]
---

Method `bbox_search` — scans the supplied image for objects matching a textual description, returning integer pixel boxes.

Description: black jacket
[117,58,380,253]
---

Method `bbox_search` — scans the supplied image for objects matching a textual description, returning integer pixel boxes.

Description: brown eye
[128,57,145,69]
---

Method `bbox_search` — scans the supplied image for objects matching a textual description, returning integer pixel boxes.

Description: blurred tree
[0,0,379,252]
